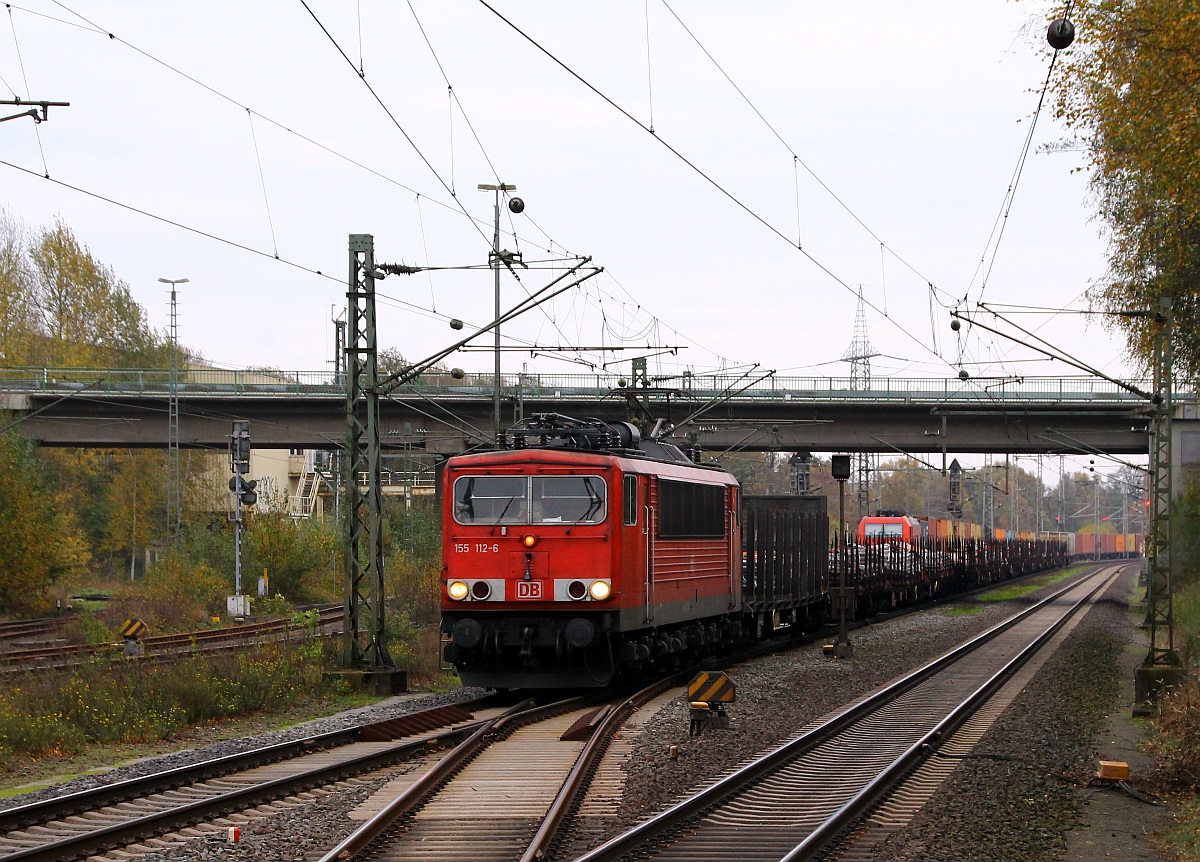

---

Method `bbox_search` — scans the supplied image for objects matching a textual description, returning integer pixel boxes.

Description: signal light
[447,580,469,601]
[522,534,538,548]
[228,475,258,507]
[589,580,612,601]
[230,420,251,474]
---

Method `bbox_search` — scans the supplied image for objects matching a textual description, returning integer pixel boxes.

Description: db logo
[516,581,543,600]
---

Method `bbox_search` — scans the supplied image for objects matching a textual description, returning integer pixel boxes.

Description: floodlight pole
[159,276,188,548]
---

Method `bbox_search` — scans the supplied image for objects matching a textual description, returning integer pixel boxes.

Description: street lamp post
[158,276,189,547]
[478,183,518,444]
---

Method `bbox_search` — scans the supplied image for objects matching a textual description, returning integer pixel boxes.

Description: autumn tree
[28,218,168,367]
[0,214,168,368]
[0,211,39,367]
[1041,1,1200,374]
[242,510,339,604]
[0,214,193,585]
[0,429,89,614]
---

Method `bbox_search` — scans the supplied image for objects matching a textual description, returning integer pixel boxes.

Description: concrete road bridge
[0,367,1183,458]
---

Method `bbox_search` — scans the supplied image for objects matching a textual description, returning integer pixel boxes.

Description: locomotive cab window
[453,474,606,525]
[863,523,903,538]
[532,476,606,523]
[453,476,527,525]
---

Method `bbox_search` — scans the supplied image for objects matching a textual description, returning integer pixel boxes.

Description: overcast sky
[2,0,1122,400]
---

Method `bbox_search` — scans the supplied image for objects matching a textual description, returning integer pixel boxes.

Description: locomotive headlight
[447,580,469,601]
[588,579,612,601]
[522,534,538,548]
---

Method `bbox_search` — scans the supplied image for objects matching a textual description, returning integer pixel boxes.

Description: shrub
[130,555,227,629]
[0,631,331,768]
[1147,677,1200,789]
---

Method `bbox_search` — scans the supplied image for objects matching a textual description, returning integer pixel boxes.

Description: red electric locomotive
[440,414,744,689]
[857,514,925,544]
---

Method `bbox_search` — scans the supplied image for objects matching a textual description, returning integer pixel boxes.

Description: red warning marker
[227,827,241,843]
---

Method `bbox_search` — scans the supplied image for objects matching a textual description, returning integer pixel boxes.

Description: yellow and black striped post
[119,618,147,640]
[686,671,735,735]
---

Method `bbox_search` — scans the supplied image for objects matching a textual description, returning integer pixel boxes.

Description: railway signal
[229,475,258,507]
[227,421,257,611]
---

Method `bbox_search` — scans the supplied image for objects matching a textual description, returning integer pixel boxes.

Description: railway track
[570,565,1120,862]
[315,679,680,862]
[0,617,68,643]
[0,566,1114,862]
[0,694,499,862]
[0,606,343,672]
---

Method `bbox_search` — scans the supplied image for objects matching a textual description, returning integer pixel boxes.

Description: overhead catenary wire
[16,1,811,380]
[0,157,342,282]
[966,46,1063,308]
[246,109,280,259]
[405,0,502,186]
[298,0,488,248]
[955,10,1072,379]
[0,68,18,99]
[300,1,641,372]
[657,0,950,302]
[474,0,963,377]
[414,194,438,312]
[4,126,700,374]
[6,6,48,175]
[21,2,1074,389]
[644,0,655,133]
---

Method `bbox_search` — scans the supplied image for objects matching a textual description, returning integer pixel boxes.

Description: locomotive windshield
[862,522,904,538]
[453,475,607,525]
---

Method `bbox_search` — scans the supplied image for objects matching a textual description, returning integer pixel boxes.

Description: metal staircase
[289,470,321,519]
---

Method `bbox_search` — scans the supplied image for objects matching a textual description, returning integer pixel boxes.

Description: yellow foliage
[1037,0,1200,374]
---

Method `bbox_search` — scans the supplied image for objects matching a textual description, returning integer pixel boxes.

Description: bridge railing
[0,367,1165,404]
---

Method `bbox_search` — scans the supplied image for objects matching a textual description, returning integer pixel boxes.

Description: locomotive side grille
[650,545,729,578]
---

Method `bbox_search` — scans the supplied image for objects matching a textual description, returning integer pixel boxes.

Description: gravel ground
[554,567,1133,860]
[2,566,1137,862]
[875,580,1130,862]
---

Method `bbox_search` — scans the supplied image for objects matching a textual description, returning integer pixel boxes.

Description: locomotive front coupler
[519,625,536,658]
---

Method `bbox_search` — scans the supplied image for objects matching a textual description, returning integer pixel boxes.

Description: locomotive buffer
[687,671,735,735]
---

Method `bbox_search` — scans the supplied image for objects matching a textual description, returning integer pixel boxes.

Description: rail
[573,568,1117,862]
[0,367,1170,405]
[0,695,498,862]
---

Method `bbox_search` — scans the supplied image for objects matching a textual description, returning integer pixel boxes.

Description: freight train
[439,415,1102,689]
